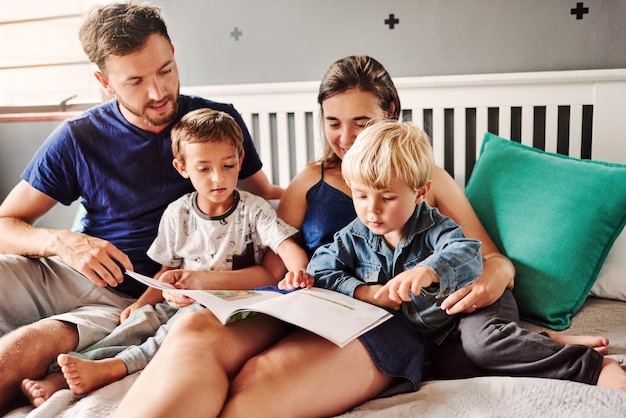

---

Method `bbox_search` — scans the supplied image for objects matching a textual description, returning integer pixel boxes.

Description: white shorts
[0,255,134,350]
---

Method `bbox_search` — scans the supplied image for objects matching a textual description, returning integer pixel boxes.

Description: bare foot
[547,331,610,355]
[597,358,626,392]
[58,354,128,395]
[20,373,68,407]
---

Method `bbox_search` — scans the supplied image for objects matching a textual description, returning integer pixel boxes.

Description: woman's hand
[441,255,515,314]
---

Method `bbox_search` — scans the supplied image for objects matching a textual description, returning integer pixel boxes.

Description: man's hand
[54,230,132,287]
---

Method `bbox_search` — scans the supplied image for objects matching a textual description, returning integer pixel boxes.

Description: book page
[125,271,282,323]
[126,271,392,347]
[248,288,392,347]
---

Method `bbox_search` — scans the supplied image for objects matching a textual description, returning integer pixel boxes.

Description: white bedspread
[6,297,626,418]
[342,374,626,418]
[7,368,626,418]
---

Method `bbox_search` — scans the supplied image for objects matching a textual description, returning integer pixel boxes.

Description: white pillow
[590,227,626,301]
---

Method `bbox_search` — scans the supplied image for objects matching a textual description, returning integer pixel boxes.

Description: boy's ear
[172,159,189,178]
[415,180,432,204]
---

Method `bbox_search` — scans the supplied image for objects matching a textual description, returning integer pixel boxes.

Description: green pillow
[465,133,626,330]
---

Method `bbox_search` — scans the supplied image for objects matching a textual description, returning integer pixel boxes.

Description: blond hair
[342,121,434,191]
[171,109,243,162]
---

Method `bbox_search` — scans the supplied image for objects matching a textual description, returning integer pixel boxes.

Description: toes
[57,353,71,367]
[21,379,41,396]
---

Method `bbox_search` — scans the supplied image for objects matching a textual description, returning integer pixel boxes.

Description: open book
[126,271,392,348]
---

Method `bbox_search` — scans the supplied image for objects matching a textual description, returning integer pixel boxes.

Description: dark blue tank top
[300,164,356,257]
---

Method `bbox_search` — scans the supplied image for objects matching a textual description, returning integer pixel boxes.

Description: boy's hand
[354,284,401,310]
[120,301,143,323]
[162,289,195,308]
[278,270,314,290]
[159,269,198,308]
[374,266,438,303]
[159,269,202,290]
[120,285,165,322]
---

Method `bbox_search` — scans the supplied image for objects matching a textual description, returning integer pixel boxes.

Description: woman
[114,56,622,418]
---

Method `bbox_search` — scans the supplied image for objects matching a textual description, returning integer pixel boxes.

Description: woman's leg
[222,330,394,418]
[113,310,289,418]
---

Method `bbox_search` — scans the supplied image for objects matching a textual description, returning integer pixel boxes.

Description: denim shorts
[358,308,428,398]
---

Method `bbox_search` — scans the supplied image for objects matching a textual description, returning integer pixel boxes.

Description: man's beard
[118,85,180,128]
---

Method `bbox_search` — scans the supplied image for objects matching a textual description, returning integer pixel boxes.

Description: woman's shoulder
[427,166,460,208]
[285,162,324,194]
[276,163,324,225]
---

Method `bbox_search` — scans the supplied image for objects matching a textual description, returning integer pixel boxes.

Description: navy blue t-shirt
[21,95,263,298]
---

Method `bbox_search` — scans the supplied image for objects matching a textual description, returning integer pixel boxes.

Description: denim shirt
[308,202,483,340]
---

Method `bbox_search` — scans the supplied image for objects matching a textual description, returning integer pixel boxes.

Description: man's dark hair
[79,1,171,73]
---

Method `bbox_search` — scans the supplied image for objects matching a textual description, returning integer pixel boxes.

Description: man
[0,2,282,411]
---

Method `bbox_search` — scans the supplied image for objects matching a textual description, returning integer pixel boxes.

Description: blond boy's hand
[354,284,401,310]
[278,270,314,290]
[374,266,439,303]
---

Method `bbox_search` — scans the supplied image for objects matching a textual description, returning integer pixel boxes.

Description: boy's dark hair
[79,1,171,73]
[171,109,244,162]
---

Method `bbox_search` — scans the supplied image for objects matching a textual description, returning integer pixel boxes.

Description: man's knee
[25,319,79,349]
[0,320,79,381]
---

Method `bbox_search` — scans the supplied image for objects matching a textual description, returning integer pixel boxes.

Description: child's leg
[29,303,178,400]
[547,331,608,354]
[458,289,604,384]
[115,304,203,374]
[66,303,177,365]
[20,373,67,407]
[58,354,128,395]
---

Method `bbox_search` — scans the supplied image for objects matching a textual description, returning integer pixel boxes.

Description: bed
[6,68,626,417]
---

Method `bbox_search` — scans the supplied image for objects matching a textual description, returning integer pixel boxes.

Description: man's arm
[0,180,132,286]
[238,169,284,200]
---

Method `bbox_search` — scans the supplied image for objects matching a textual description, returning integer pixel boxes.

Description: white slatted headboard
[182,69,626,188]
